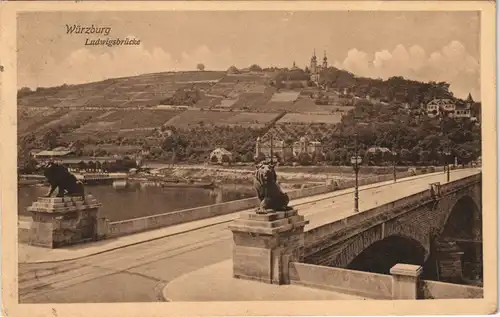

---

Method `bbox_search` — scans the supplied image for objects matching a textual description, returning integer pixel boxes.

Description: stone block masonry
[229,209,309,284]
[390,264,423,299]
[27,195,104,248]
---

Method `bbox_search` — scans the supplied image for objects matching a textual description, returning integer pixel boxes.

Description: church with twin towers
[309,49,328,83]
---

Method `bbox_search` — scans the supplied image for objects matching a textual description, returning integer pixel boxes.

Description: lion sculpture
[41,161,85,198]
[253,161,291,213]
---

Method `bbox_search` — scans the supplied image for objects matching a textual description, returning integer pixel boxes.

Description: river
[18,183,255,222]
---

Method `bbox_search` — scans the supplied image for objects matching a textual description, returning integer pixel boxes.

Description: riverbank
[140,163,423,187]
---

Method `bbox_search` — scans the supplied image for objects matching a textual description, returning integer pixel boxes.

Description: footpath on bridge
[19,170,465,264]
[162,259,367,301]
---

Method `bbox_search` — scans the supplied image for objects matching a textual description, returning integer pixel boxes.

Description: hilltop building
[310,50,328,84]
[426,94,474,120]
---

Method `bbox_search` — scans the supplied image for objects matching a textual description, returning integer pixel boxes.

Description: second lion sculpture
[41,161,85,198]
[253,161,291,213]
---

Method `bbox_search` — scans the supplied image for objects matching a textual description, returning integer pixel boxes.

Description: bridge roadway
[18,168,479,303]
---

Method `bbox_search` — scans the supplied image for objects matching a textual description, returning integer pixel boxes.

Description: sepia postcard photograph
[0,1,497,316]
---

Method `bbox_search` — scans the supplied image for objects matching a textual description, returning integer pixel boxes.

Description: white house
[454,108,471,118]
[426,99,456,117]
[209,148,232,164]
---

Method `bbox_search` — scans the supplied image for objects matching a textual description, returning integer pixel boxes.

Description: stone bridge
[303,173,481,273]
[230,171,482,285]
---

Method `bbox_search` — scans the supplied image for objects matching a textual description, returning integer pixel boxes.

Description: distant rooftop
[366,146,393,153]
[34,150,74,157]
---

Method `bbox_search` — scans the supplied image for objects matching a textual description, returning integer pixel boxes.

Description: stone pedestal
[27,195,104,248]
[228,209,309,285]
[390,264,423,299]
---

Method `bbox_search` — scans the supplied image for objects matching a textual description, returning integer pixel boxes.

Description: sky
[17,11,480,99]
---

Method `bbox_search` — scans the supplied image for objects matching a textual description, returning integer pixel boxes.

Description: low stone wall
[440,173,481,195]
[108,196,260,238]
[420,280,483,299]
[331,167,433,190]
[287,183,336,200]
[289,262,392,299]
[289,262,483,300]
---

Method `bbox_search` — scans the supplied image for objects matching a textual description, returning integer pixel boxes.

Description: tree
[231,153,241,163]
[400,149,412,165]
[18,87,33,98]
[72,140,85,156]
[19,156,38,174]
[249,64,262,72]
[369,87,381,99]
[410,146,422,165]
[221,154,231,165]
[331,148,348,165]
[311,152,325,165]
[254,152,266,163]
[196,63,205,71]
[298,152,312,166]
[420,150,431,165]
[282,152,295,165]
[227,65,240,74]
[242,152,254,163]
[43,129,58,150]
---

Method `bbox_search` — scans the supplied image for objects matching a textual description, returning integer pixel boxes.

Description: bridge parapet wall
[107,182,335,238]
[108,196,259,237]
[439,173,481,196]
[289,262,483,300]
[420,279,483,299]
[289,262,392,299]
[304,190,433,257]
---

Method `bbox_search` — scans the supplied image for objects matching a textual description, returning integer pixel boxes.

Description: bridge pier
[229,209,309,285]
[434,241,465,283]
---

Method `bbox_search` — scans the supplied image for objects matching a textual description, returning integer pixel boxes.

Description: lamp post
[350,133,362,213]
[392,149,397,183]
[270,134,274,165]
[444,149,451,182]
[443,152,447,174]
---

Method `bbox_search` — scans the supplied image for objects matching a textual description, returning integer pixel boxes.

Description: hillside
[18,67,481,170]
[18,71,226,108]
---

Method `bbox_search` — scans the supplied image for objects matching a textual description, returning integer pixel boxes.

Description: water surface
[18,183,255,222]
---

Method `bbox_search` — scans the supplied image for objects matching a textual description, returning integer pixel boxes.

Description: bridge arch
[346,234,427,275]
[432,193,483,282]
[439,194,481,240]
